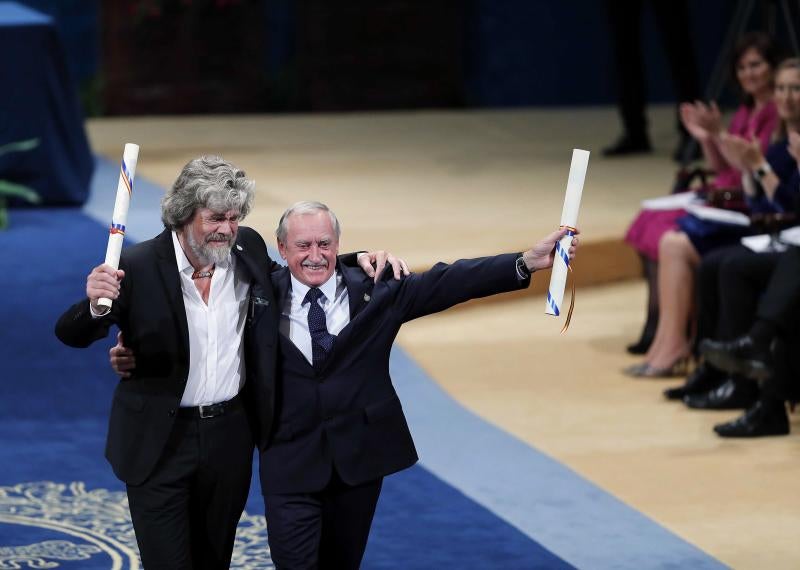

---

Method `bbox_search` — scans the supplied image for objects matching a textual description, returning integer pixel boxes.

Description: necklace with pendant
[191,267,215,280]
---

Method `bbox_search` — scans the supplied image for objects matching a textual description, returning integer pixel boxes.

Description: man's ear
[277,240,288,260]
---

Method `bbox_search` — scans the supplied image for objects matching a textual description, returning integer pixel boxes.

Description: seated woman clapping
[625,57,800,378]
[624,32,781,355]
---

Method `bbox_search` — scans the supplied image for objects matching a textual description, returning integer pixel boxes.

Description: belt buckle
[198,403,220,419]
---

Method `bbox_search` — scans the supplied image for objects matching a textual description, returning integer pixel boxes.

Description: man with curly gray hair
[56,156,404,569]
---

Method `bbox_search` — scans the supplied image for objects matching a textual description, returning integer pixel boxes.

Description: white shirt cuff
[89,301,110,318]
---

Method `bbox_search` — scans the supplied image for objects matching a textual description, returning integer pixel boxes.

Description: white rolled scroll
[98,143,139,309]
[545,148,589,318]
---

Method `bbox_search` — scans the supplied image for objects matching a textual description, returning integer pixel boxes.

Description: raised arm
[54,263,126,347]
[392,228,579,322]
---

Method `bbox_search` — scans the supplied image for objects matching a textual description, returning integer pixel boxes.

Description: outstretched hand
[357,251,411,282]
[522,228,580,272]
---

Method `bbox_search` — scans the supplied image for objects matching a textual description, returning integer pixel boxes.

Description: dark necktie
[304,287,335,370]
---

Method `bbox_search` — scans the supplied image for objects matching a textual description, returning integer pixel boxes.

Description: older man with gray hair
[259,200,579,569]
[55,156,403,570]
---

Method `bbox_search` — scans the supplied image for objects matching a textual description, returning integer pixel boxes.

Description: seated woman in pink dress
[626,50,796,379]
[624,32,780,356]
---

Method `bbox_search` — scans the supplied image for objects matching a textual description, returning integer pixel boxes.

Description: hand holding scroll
[523,227,580,272]
[87,264,125,314]
[98,143,138,309]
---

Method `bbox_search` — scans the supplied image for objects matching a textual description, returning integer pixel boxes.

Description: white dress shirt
[172,232,250,407]
[280,271,350,365]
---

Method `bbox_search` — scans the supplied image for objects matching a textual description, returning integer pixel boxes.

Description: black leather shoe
[700,336,771,381]
[714,400,789,437]
[683,377,759,410]
[603,134,652,157]
[663,363,724,400]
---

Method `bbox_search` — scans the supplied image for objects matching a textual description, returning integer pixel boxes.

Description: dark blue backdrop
[16,0,737,108]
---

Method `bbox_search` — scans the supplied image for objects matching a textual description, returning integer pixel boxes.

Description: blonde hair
[774,57,800,140]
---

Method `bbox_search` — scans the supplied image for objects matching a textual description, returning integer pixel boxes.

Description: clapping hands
[718,133,763,171]
[787,130,800,164]
[680,100,723,142]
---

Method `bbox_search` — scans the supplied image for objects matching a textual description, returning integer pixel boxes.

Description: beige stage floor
[87,105,678,283]
[87,106,800,569]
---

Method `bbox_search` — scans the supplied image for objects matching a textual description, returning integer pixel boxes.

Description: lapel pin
[236,245,243,251]
[363,293,370,302]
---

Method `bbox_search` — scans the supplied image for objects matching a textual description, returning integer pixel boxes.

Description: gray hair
[276,201,341,243]
[161,155,255,230]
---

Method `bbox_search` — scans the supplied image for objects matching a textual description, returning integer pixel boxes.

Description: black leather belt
[177,393,243,419]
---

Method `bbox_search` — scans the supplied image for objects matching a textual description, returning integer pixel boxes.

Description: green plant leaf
[0,180,42,204]
[0,197,8,230]
[0,138,40,157]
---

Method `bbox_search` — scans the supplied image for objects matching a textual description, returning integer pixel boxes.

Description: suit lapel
[271,263,374,375]
[154,229,190,360]
[317,263,373,372]
[272,266,292,309]
[273,263,375,375]
[341,262,372,320]
[233,236,272,328]
[272,268,316,371]
[233,235,270,291]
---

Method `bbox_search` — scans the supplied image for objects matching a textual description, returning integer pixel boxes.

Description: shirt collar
[171,230,231,274]
[290,269,339,305]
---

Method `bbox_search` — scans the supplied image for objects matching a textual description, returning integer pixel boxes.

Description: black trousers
[697,245,782,344]
[701,246,800,400]
[126,405,254,570]
[264,469,383,570]
[606,0,699,137]
[757,247,800,400]
[756,246,800,333]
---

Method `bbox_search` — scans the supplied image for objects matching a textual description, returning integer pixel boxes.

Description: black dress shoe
[714,400,789,437]
[663,363,724,400]
[602,134,652,157]
[683,377,759,410]
[700,336,771,381]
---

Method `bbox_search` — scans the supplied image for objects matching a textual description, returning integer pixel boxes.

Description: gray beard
[186,230,233,265]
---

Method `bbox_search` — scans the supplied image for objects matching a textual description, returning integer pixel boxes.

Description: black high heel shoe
[627,311,658,355]
[626,336,653,355]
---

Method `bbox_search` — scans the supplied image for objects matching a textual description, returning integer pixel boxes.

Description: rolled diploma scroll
[545,148,589,316]
[98,143,139,309]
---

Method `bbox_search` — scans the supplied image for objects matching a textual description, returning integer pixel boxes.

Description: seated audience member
[624,32,781,355]
[663,58,800,400]
[701,246,800,437]
[626,55,798,378]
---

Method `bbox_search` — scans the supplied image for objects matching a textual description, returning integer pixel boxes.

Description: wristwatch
[515,255,532,280]
[753,161,772,181]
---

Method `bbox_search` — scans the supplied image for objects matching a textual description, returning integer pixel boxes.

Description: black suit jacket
[55,227,279,485]
[260,253,529,495]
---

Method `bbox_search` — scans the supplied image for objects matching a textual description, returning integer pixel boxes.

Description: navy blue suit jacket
[259,253,530,495]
